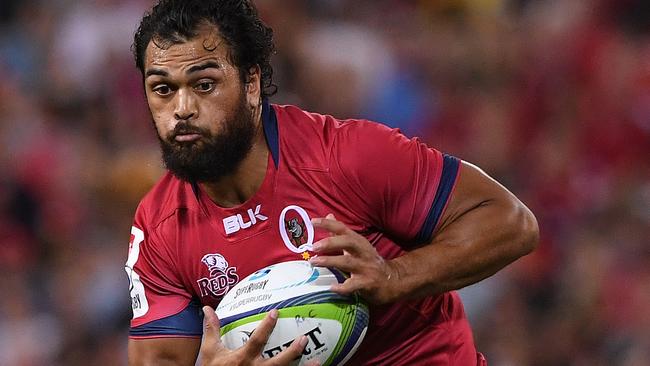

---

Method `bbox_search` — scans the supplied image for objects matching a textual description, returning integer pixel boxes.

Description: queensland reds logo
[286,218,306,247]
[279,205,314,253]
[197,253,239,298]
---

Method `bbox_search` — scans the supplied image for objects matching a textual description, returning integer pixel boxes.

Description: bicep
[128,337,201,366]
[435,160,534,238]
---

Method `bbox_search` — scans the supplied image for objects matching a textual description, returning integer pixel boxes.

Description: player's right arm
[126,215,310,365]
[198,307,311,366]
[129,337,201,365]
[128,308,309,366]
[126,218,204,365]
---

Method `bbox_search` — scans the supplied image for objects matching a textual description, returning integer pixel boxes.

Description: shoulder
[272,104,401,168]
[330,116,428,173]
[272,103,396,140]
[134,172,198,229]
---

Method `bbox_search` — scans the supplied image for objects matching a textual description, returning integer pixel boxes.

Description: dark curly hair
[133,0,277,97]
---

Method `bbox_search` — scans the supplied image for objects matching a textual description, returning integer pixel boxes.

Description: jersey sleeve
[330,121,460,247]
[125,205,202,338]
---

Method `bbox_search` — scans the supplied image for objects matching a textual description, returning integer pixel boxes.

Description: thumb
[325,213,336,220]
[200,306,224,359]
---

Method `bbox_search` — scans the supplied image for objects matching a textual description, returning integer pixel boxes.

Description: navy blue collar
[261,99,279,168]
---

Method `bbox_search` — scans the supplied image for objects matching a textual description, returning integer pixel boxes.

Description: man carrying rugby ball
[125,1,539,365]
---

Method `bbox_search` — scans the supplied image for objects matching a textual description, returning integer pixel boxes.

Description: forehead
[144,24,232,70]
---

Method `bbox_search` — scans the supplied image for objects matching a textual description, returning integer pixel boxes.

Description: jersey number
[125,226,149,318]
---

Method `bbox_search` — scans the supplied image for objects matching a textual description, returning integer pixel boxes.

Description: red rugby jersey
[125,101,481,365]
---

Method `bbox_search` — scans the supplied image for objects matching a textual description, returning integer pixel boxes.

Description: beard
[157,93,256,183]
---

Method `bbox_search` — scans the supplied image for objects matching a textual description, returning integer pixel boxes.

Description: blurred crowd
[0,0,648,365]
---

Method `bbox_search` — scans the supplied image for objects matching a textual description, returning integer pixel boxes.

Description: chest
[170,189,367,308]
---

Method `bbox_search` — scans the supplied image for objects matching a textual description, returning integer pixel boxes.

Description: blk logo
[223,205,268,235]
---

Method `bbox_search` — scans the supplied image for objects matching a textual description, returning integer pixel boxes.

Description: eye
[152,84,172,96]
[195,80,216,93]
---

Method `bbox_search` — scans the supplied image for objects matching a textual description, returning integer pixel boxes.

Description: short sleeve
[330,121,460,247]
[125,206,202,338]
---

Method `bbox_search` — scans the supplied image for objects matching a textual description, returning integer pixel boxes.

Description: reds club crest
[197,253,239,298]
[279,205,315,259]
[285,218,307,247]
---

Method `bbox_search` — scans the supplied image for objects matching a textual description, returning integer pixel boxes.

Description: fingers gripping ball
[216,261,369,366]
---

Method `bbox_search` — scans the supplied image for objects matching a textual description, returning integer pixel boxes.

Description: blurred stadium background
[0,0,648,365]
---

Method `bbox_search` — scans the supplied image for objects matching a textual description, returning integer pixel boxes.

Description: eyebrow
[145,61,221,79]
[145,68,168,78]
[187,61,221,74]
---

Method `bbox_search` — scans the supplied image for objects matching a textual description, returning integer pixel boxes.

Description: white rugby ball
[216,260,368,366]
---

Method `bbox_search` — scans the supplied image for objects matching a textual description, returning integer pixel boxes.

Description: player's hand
[309,214,401,305]
[199,306,319,366]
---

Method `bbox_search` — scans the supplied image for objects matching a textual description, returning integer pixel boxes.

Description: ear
[245,65,262,108]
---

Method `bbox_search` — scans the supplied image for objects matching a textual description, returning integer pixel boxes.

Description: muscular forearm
[387,162,539,300]
[309,162,538,305]
[389,197,538,299]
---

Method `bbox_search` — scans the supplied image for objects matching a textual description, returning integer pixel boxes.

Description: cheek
[147,99,172,136]
[152,116,168,137]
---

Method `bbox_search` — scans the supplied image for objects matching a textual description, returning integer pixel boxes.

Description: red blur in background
[0,0,648,365]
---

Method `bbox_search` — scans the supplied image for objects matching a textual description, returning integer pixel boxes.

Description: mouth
[173,133,202,143]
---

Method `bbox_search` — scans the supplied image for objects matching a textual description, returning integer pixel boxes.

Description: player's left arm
[310,161,539,304]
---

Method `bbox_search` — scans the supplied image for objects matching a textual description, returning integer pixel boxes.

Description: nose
[174,89,197,120]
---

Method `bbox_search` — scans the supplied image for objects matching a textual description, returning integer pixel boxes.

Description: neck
[200,106,268,208]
